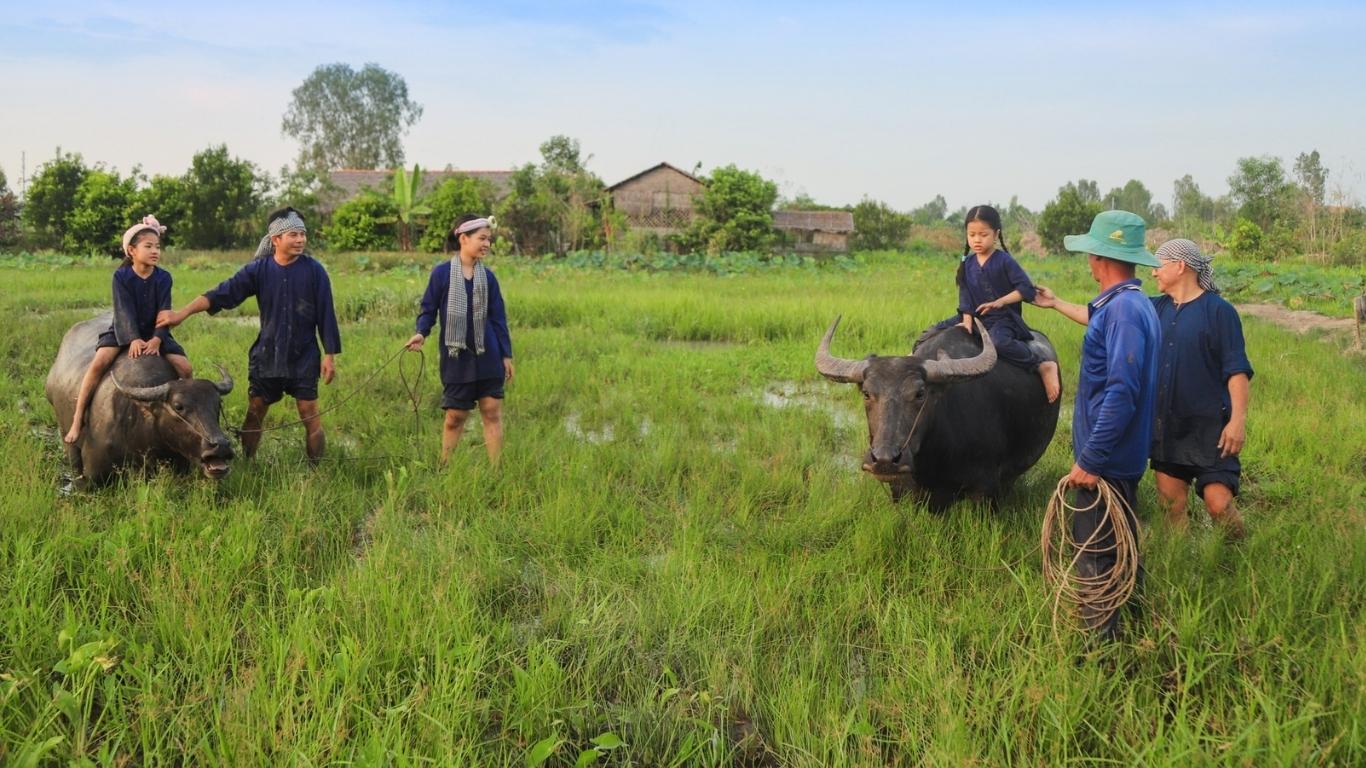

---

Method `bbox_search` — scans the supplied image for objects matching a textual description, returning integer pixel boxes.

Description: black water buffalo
[815,317,1060,511]
[46,314,235,487]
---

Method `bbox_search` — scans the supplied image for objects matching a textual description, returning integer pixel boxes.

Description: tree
[281,63,423,174]
[1172,174,1215,224]
[538,135,586,175]
[1038,182,1103,254]
[495,137,609,256]
[1293,150,1327,206]
[22,152,88,248]
[1227,156,1297,233]
[418,175,496,253]
[0,167,19,247]
[1294,150,1328,249]
[179,145,266,249]
[65,168,137,255]
[677,165,778,254]
[130,175,189,247]
[850,198,912,250]
[910,194,948,225]
[1103,179,1166,223]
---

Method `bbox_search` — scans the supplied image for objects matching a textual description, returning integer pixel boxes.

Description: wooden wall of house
[611,167,704,232]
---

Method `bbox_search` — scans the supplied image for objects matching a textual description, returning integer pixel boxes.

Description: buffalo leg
[927,488,956,514]
[887,477,919,503]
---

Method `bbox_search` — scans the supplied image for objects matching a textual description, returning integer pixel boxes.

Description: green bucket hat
[1063,210,1159,267]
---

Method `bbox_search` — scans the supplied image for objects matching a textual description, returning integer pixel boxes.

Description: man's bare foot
[1039,361,1061,403]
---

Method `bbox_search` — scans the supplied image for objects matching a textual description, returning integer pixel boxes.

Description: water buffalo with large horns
[46,314,236,488]
[815,316,1060,511]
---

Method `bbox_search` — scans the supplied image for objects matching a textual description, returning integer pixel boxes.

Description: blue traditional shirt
[1150,292,1254,467]
[1073,279,1160,479]
[202,254,342,380]
[110,265,173,346]
[415,260,513,384]
[958,249,1037,337]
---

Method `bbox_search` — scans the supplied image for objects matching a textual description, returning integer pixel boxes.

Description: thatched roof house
[607,162,704,234]
[772,210,855,253]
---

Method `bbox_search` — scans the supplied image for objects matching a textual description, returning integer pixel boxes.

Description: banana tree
[389,164,432,251]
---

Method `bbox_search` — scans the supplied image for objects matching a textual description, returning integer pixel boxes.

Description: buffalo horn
[111,374,169,402]
[814,316,869,384]
[213,364,234,395]
[922,318,997,383]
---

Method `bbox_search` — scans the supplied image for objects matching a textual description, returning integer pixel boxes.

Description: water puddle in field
[756,380,859,431]
[562,413,654,445]
[564,412,614,444]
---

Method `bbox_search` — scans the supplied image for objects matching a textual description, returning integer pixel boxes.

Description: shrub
[1038,184,1103,254]
[326,191,397,251]
[418,175,496,253]
[1225,218,1265,259]
[676,165,778,255]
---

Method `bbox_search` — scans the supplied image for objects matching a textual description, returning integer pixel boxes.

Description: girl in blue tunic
[405,214,514,464]
[939,205,1060,403]
[65,216,192,444]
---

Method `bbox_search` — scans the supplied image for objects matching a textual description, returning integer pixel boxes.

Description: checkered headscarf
[253,211,307,260]
[1155,238,1219,293]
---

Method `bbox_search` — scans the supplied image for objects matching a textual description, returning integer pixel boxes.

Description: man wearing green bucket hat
[1034,210,1160,637]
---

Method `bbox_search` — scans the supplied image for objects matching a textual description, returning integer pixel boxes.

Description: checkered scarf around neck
[253,211,307,260]
[445,218,492,356]
[1155,238,1219,293]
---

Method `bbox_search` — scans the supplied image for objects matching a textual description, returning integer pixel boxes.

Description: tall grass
[1,249,1362,765]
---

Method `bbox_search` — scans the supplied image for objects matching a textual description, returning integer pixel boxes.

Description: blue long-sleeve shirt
[1150,292,1254,467]
[202,254,342,380]
[110,265,174,346]
[958,250,1037,337]
[1073,279,1160,479]
[415,260,513,384]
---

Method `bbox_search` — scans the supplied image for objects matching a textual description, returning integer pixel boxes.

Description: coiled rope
[1040,476,1140,635]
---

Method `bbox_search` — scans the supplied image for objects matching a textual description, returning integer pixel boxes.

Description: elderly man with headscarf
[158,207,342,463]
[1147,239,1252,540]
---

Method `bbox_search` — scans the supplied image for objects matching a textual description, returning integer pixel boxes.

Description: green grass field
[1,249,1362,765]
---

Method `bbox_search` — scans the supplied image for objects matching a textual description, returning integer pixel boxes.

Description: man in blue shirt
[159,208,342,463]
[1148,239,1252,540]
[1034,210,1160,637]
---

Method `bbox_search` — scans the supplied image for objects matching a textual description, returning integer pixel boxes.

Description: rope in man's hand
[1040,476,1140,637]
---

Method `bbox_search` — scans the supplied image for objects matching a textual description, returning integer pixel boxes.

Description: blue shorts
[1151,459,1241,497]
[442,378,504,410]
[249,376,319,404]
[96,330,187,358]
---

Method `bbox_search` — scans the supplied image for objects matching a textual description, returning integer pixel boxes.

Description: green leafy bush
[676,165,778,255]
[418,175,496,253]
[326,191,397,251]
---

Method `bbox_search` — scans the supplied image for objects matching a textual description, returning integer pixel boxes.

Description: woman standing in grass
[65,215,192,444]
[938,204,1060,403]
[406,215,514,464]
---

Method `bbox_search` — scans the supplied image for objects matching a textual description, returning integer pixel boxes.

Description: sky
[2,0,1364,213]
